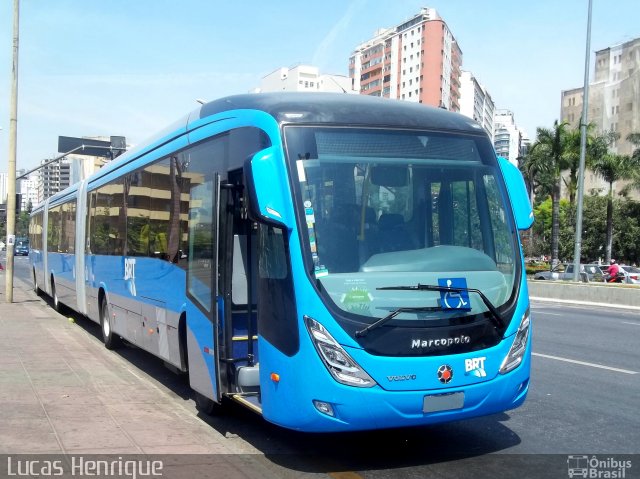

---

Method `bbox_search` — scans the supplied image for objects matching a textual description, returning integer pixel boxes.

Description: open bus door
[186,169,260,415]
[219,169,261,413]
[186,173,222,412]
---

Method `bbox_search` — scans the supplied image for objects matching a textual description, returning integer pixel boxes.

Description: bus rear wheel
[100,299,122,350]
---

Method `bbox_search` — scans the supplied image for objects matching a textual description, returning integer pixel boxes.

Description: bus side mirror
[244,148,293,229]
[498,156,534,231]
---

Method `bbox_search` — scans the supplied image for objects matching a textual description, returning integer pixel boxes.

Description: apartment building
[258,65,355,94]
[18,171,38,211]
[562,36,639,155]
[459,70,495,141]
[494,110,523,166]
[561,36,640,196]
[349,7,462,111]
[38,159,71,204]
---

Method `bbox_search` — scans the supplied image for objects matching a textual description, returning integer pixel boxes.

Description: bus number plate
[423,392,464,413]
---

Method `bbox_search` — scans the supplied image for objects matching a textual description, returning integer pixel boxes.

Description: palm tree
[561,126,618,205]
[590,153,639,262]
[562,127,582,205]
[525,120,570,267]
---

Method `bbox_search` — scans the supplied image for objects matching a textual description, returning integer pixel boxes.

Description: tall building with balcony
[494,110,523,166]
[349,7,462,111]
[459,70,495,141]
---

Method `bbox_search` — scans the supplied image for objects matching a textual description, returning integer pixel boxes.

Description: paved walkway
[0,269,296,478]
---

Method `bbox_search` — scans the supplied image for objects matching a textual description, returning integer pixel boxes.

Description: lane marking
[531,304,639,318]
[532,311,563,316]
[622,321,640,326]
[532,353,638,375]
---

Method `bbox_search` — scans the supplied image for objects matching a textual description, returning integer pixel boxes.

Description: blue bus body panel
[48,252,76,306]
[258,331,530,432]
[29,94,532,432]
[257,277,530,432]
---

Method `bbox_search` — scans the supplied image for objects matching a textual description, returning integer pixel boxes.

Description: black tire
[51,278,61,312]
[33,270,42,296]
[100,299,122,350]
[195,391,224,416]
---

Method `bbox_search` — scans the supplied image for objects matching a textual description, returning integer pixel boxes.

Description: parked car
[14,240,29,256]
[620,265,640,284]
[533,263,605,282]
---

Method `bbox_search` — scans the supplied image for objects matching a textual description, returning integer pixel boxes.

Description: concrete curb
[527,280,640,310]
[530,296,640,311]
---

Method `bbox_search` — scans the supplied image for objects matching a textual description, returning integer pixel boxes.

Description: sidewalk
[0,270,294,478]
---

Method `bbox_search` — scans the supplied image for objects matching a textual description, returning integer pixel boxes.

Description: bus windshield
[285,126,519,325]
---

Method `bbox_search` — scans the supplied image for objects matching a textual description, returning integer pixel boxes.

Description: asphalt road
[5,254,639,478]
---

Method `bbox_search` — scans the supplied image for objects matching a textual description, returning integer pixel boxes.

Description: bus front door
[218,169,261,411]
[186,173,222,410]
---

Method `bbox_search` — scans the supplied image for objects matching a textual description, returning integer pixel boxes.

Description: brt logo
[464,356,487,377]
[124,258,137,297]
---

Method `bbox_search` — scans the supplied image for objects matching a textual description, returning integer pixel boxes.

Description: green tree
[613,199,640,265]
[525,120,570,267]
[16,211,30,238]
[590,153,639,262]
[580,195,607,262]
[627,132,640,159]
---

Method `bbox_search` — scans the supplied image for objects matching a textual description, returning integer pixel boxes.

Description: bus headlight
[304,316,376,388]
[499,309,531,374]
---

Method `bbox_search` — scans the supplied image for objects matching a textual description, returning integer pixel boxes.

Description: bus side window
[258,225,287,280]
[256,223,299,356]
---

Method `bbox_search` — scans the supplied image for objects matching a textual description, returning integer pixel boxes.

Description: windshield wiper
[355,306,440,338]
[375,283,505,332]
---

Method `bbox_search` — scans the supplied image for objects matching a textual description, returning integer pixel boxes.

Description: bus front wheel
[195,392,224,416]
[33,270,42,297]
[51,277,61,312]
[100,299,122,350]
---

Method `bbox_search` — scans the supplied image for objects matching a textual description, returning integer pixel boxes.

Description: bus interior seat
[376,213,419,253]
[316,205,359,273]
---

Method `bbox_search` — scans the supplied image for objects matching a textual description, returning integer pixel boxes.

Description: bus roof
[199,92,485,133]
[32,93,487,212]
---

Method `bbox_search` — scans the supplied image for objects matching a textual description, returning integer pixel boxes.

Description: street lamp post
[572,0,593,282]
[5,0,20,302]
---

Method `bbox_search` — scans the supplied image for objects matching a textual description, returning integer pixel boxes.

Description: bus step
[230,393,262,415]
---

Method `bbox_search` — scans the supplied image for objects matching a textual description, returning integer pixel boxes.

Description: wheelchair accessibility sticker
[438,278,471,311]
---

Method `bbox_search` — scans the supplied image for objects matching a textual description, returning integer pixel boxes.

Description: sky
[0,0,638,173]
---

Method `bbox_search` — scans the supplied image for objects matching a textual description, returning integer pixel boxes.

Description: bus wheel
[195,392,224,416]
[33,270,42,296]
[51,278,61,312]
[100,299,122,350]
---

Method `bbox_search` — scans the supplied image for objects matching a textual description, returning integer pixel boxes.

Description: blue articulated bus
[30,93,534,432]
